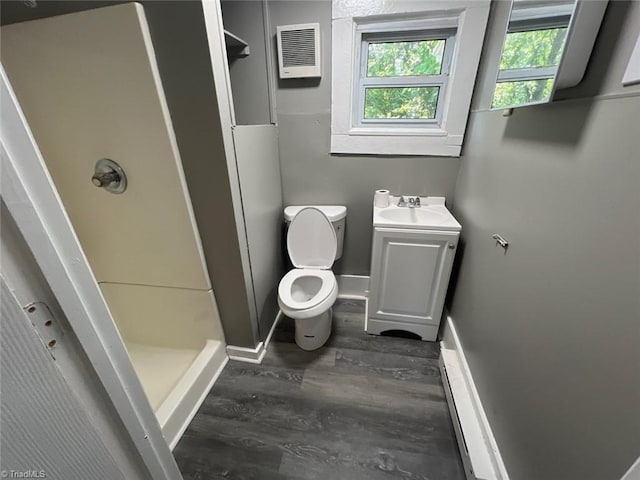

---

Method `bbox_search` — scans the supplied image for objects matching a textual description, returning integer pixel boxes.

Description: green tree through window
[365,87,439,119]
[492,27,568,108]
[500,28,567,70]
[367,39,444,77]
[363,39,447,120]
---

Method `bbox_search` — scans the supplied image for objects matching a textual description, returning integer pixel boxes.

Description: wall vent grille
[281,28,316,67]
[277,23,321,78]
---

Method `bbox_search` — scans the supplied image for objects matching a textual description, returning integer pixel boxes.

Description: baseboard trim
[440,314,509,480]
[336,274,369,299]
[228,276,368,363]
[226,344,266,364]
[226,310,283,364]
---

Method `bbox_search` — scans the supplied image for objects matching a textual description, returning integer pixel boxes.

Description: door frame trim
[0,64,182,479]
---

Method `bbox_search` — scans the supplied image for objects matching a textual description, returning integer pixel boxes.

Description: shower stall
[1,3,227,449]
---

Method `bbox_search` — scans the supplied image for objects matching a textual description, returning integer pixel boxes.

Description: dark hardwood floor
[174,299,464,480]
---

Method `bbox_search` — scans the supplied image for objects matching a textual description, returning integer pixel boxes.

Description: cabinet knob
[448,244,456,249]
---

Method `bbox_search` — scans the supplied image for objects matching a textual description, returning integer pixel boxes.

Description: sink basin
[378,207,446,225]
[373,197,462,231]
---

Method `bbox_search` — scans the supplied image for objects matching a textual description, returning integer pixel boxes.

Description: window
[357,31,456,125]
[492,6,571,109]
[331,0,490,156]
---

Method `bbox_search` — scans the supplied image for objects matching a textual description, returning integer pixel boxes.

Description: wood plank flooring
[174,299,464,480]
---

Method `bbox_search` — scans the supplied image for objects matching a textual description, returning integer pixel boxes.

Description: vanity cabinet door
[369,228,458,328]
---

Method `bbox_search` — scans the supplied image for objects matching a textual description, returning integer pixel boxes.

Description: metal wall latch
[492,233,509,251]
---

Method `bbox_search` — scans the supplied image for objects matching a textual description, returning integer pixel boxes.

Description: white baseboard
[336,274,369,299]
[228,278,368,364]
[226,281,369,363]
[226,310,283,364]
[440,314,509,480]
[227,275,369,364]
[226,344,266,364]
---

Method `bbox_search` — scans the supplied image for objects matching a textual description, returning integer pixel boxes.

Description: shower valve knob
[91,170,120,187]
[92,158,127,194]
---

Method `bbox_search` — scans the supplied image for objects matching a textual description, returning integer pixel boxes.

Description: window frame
[355,28,457,128]
[330,0,491,157]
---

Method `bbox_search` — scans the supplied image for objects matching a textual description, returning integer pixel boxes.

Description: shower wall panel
[100,283,221,350]
[1,3,223,348]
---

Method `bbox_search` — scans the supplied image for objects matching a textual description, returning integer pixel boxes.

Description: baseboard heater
[439,316,509,480]
[440,354,478,479]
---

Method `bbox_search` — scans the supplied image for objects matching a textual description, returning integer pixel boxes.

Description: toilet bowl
[277,207,342,350]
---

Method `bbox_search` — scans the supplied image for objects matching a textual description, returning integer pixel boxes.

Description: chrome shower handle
[91,170,120,187]
[91,158,127,194]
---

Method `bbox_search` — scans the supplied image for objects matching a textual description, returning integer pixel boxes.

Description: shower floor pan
[126,339,227,449]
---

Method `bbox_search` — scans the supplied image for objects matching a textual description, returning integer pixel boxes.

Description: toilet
[278,205,346,350]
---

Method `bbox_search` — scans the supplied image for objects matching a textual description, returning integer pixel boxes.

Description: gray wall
[221,1,285,342]
[267,0,461,275]
[1,0,257,348]
[448,2,640,479]
[141,1,255,347]
[222,0,272,125]
[221,0,462,275]
[233,126,284,340]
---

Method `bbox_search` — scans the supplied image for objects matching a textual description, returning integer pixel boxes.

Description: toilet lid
[287,207,337,269]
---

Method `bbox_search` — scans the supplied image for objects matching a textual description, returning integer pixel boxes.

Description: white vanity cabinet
[367,227,459,341]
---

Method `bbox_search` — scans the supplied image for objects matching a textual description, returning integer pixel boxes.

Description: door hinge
[24,301,64,359]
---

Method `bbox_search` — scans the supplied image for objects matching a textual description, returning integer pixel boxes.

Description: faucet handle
[397,195,421,207]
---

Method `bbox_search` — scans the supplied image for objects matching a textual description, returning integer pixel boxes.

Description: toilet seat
[278,269,337,320]
[278,269,337,310]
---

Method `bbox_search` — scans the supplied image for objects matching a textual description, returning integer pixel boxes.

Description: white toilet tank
[284,205,346,260]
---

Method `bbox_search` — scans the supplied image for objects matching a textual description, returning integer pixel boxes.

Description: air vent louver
[277,23,321,78]
[281,29,315,67]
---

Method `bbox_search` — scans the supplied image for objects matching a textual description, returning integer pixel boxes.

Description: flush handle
[92,158,127,194]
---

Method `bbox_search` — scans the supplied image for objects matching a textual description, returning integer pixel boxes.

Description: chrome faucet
[398,196,421,208]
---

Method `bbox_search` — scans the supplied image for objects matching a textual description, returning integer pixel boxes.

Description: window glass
[367,39,445,77]
[492,25,567,108]
[492,79,554,109]
[364,86,439,119]
[499,27,567,70]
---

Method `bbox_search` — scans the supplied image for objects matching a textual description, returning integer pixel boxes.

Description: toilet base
[294,308,332,351]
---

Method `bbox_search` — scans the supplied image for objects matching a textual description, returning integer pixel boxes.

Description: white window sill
[331,133,462,156]
[348,126,449,137]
